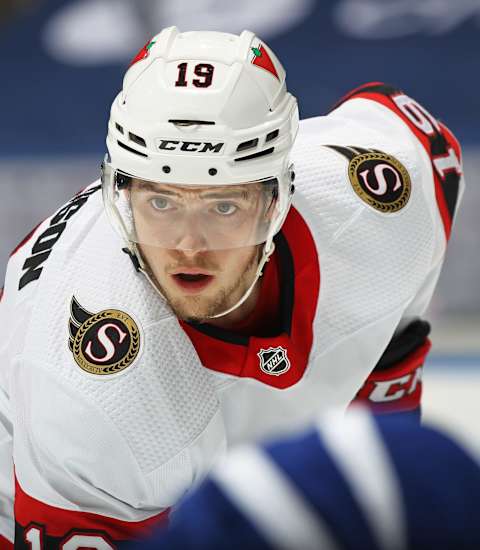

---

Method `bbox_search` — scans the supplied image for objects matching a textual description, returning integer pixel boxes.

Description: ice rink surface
[423,356,480,457]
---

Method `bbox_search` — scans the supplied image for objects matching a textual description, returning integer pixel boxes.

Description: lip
[170,268,215,276]
[170,273,215,294]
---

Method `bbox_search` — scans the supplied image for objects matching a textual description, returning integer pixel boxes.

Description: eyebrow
[134,181,251,200]
[135,181,180,196]
[200,190,250,200]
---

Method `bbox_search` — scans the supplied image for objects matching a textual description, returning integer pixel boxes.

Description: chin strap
[122,243,170,304]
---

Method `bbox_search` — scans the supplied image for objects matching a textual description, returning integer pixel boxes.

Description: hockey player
[131,407,480,550]
[0,27,464,548]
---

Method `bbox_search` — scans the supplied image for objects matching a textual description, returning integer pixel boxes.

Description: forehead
[131,178,262,196]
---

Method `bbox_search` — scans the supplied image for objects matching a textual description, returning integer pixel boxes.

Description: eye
[150,196,170,211]
[214,202,237,215]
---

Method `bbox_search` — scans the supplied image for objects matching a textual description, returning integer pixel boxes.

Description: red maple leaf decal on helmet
[129,38,156,67]
[251,44,279,80]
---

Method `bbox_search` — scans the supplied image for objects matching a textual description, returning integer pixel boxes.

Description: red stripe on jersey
[0,534,13,549]
[9,222,43,258]
[14,477,168,542]
[352,339,431,414]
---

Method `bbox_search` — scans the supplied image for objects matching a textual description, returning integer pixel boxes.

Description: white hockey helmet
[102,26,299,315]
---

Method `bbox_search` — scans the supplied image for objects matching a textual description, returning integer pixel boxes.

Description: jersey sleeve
[332,82,464,241]
[331,83,465,416]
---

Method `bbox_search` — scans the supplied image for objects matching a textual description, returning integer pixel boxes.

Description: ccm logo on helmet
[157,140,224,153]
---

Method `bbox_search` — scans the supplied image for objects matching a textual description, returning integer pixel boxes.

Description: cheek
[140,245,167,273]
[133,211,154,242]
[217,247,258,273]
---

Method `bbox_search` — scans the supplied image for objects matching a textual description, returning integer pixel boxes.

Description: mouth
[170,271,215,293]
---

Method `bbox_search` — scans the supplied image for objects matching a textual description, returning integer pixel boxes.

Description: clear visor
[103,166,282,251]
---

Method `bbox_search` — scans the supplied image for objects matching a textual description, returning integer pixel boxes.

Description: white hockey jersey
[0,84,464,548]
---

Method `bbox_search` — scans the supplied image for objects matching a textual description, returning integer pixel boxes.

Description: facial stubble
[160,247,260,323]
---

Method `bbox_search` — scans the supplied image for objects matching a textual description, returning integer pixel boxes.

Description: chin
[182,314,211,324]
[167,296,219,323]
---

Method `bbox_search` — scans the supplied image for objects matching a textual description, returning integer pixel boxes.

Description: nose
[173,216,209,253]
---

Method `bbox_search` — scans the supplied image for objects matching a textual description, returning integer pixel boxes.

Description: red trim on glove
[352,339,431,414]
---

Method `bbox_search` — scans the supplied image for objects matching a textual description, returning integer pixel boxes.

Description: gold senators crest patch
[68,296,140,375]
[326,145,411,213]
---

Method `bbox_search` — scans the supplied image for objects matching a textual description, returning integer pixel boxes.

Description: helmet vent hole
[236,138,258,152]
[235,147,274,162]
[162,166,171,174]
[115,123,124,134]
[208,168,218,176]
[168,119,216,126]
[117,141,148,158]
[129,132,146,147]
[266,129,279,142]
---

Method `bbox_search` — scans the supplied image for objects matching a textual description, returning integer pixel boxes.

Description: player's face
[129,180,266,322]
[138,241,260,322]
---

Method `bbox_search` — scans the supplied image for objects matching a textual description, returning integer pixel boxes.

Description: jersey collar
[180,206,320,389]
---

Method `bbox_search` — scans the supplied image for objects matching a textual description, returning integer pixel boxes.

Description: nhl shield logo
[257,346,291,376]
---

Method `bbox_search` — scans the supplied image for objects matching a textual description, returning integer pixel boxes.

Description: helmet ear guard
[115,172,132,190]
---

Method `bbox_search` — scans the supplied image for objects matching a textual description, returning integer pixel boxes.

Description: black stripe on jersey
[429,135,461,222]
[331,82,402,111]
[275,230,295,336]
[189,318,249,346]
[441,171,461,223]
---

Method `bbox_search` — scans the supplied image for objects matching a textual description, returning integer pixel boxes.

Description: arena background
[1,0,479,444]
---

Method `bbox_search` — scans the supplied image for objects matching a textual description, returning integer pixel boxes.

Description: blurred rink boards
[1,0,479,440]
